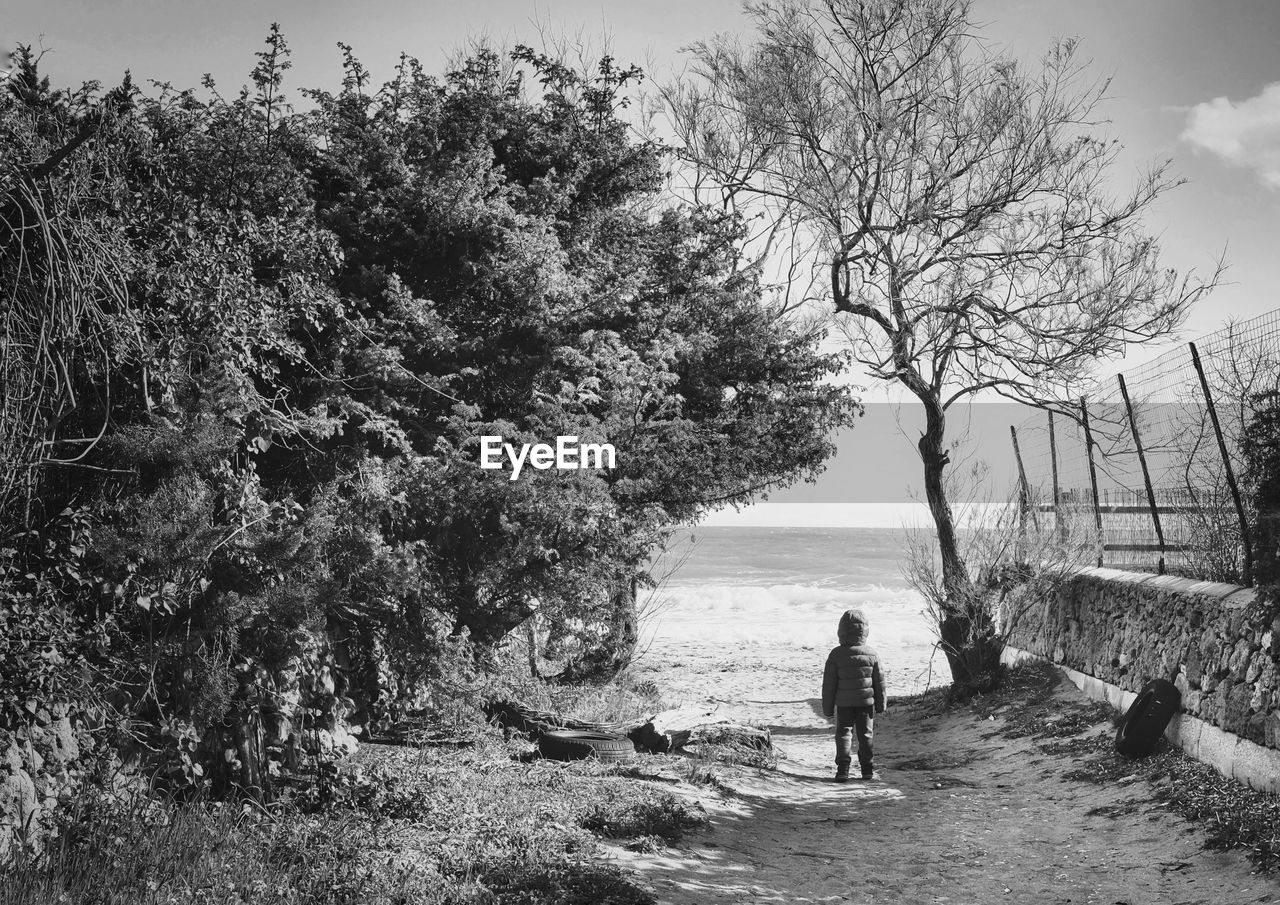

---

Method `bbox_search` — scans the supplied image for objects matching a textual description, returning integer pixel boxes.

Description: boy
[821,608,886,781]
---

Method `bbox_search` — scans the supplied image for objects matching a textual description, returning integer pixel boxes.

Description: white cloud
[1181,82,1280,189]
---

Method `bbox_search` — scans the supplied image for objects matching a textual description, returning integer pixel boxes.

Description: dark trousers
[835,705,874,775]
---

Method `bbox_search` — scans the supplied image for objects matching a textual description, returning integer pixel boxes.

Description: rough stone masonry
[1002,567,1280,750]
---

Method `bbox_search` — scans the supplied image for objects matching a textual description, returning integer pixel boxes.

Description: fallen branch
[485,700,772,756]
[629,707,772,755]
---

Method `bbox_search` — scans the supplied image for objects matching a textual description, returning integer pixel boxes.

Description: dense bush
[1,740,694,904]
[0,29,856,822]
[1243,390,1280,586]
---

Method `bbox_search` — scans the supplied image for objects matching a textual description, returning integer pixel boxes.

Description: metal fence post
[1189,342,1254,586]
[1048,410,1064,542]
[1010,425,1039,534]
[1117,373,1166,574]
[1081,398,1104,567]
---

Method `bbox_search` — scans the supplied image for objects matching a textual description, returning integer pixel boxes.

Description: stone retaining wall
[1002,567,1280,750]
[0,628,364,862]
[0,704,94,862]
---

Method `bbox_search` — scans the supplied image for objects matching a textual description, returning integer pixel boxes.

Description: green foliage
[0,29,856,811]
[1243,390,1280,586]
[0,507,108,731]
[2,741,690,904]
[580,798,706,842]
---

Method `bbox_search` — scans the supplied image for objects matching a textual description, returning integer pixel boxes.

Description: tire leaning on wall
[538,730,636,763]
[1115,678,1182,758]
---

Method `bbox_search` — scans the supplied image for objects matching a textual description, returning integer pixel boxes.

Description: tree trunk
[918,399,1003,695]
[919,403,966,598]
[554,578,639,685]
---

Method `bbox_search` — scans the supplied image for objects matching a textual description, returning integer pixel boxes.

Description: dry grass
[681,728,778,771]
[1056,733,1280,871]
[972,662,1280,872]
[500,675,666,728]
[0,734,707,904]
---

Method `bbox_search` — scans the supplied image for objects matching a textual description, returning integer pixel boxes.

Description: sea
[641,526,943,694]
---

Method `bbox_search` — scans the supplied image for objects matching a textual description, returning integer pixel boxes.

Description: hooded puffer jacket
[821,608,885,716]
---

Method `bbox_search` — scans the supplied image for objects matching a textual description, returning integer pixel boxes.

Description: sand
[619,637,1279,905]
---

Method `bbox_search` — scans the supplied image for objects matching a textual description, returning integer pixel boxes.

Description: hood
[838,608,869,646]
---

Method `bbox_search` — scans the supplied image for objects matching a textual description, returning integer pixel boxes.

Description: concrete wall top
[1074,566,1257,606]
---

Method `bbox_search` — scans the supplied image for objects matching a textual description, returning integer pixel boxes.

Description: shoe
[835,767,850,782]
[861,770,880,781]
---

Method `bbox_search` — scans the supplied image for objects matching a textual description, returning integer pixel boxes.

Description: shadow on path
[611,687,1278,905]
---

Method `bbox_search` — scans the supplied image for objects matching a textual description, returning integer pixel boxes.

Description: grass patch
[581,798,707,842]
[969,661,1061,717]
[960,661,1116,741]
[684,728,777,771]
[668,758,734,793]
[506,675,666,727]
[892,661,1113,741]
[0,736,690,904]
[994,698,1115,740]
[888,660,1063,718]
[2,800,441,905]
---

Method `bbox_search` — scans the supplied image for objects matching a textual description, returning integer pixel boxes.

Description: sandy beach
[641,526,943,699]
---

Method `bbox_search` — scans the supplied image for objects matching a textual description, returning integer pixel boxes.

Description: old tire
[538,730,636,763]
[1115,679,1181,758]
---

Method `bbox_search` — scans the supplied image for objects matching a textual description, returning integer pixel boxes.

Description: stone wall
[0,618,474,859]
[1003,567,1280,750]
[0,628,365,862]
[0,704,94,862]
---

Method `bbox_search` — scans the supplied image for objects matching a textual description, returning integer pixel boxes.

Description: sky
[8,1,1279,524]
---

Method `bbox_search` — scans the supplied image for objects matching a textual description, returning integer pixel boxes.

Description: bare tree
[903,457,1099,691]
[663,0,1219,689]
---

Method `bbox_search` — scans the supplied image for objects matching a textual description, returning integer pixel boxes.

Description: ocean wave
[644,582,922,614]
[640,582,935,653]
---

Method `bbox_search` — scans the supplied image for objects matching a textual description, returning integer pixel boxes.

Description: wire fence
[1009,308,1280,584]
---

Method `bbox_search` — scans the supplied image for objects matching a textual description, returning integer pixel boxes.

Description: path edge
[1002,646,1280,795]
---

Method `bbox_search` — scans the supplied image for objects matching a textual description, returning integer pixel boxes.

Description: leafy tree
[1,32,348,791]
[0,27,856,807]
[665,0,1217,692]
[293,44,856,684]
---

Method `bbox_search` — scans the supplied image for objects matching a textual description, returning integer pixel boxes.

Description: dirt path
[618,662,1278,904]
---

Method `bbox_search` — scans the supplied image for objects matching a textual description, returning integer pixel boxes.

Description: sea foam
[640,582,941,692]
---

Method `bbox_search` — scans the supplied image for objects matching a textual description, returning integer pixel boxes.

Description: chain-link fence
[1009,308,1280,584]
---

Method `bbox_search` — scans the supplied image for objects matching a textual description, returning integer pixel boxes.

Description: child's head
[837,608,869,646]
